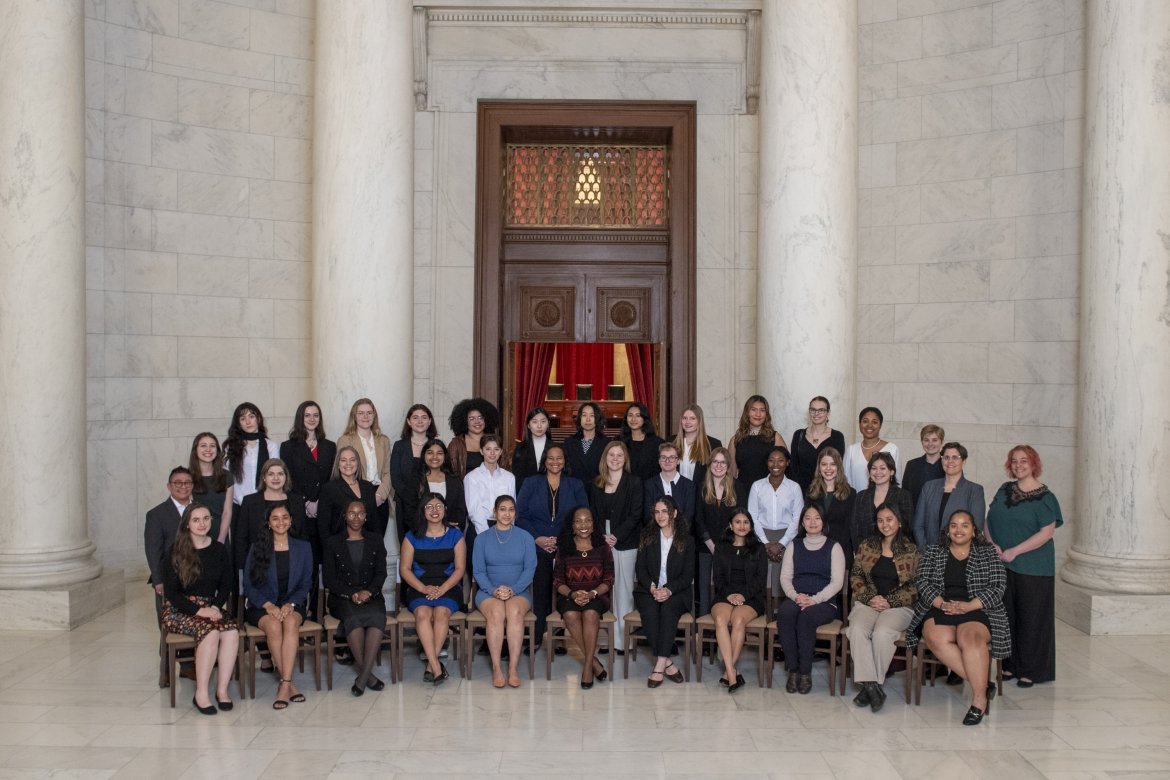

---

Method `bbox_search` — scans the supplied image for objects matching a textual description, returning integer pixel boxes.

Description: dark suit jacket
[318,478,378,542]
[851,486,914,555]
[144,498,184,584]
[903,455,944,506]
[808,488,857,568]
[643,474,697,526]
[279,437,336,503]
[243,537,313,608]
[634,534,695,602]
[589,473,644,551]
[508,438,542,494]
[679,434,723,490]
[402,473,469,533]
[711,541,768,606]
[914,476,987,549]
[234,490,307,570]
[695,479,748,547]
[516,475,588,539]
[563,433,610,483]
[622,434,665,483]
[322,530,388,598]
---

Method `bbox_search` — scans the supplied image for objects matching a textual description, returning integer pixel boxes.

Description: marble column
[312,2,415,434]
[755,0,857,432]
[0,0,111,626]
[1061,0,1170,608]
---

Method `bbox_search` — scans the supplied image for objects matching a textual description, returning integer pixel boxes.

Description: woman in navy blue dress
[400,492,466,684]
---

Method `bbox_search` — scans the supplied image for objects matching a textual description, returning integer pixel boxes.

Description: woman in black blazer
[673,403,723,487]
[805,447,857,568]
[695,447,745,617]
[322,499,388,696]
[710,508,768,692]
[279,401,337,519]
[563,401,610,483]
[403,439,468,532]
[390,404,438,542]
[634,496,695,687]
[234,458,308,574]
[318,446,379,541]
[620,402,664,482]
[509,406,551,494]
[588,441,644,644]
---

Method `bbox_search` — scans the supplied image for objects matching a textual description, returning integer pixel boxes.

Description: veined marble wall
[856,0,1083,558]
[84,0,315,574]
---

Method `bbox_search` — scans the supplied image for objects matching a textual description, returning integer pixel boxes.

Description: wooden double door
[473,101,696,438]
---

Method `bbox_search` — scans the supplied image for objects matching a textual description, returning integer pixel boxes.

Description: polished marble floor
[1,585,1169,779]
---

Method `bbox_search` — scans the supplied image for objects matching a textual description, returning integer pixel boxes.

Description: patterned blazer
[905,541,1010,660]
[850,539,919,610]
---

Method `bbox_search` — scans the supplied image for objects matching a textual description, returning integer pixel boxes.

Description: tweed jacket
[849,539,919,610]
[905,541,1010,660]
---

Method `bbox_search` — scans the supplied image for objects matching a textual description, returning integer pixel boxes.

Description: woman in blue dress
[473,495,537,688]
[400,492,466,684]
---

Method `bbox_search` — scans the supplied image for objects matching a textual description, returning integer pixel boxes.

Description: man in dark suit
[643,442,696,524]
[145,466,194,685]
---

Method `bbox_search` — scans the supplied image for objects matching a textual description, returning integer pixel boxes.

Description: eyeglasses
[659,455,679,462]
[171,480,194,487]
[424,503,444,512]
[809,408,828,414]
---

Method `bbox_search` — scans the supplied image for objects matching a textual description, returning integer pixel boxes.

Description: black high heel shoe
[592,657,608,682]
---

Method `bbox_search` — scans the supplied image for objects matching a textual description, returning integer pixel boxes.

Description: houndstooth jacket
[905,541,1010,660]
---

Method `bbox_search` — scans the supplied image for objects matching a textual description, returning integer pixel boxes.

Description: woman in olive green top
[984,445,1063,687]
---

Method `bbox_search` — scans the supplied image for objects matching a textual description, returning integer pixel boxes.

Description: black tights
[347,627,384,690]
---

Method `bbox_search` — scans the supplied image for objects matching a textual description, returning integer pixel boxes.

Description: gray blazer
[913,476,986,549]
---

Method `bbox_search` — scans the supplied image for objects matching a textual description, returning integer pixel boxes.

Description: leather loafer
[962,705,987,725]
[728,674,746,693]
[785,671,798,693]
[869,683,887,713]
[852,684,872,707]
[796,674,812,694]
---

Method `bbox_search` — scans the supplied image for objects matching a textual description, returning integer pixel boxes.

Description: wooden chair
[912,642,1003,705]
[693,612,770,685]
[544,610,616,681]
[840,627,914,702]
[321,590,399,689]
[621,609,694,680]
[463,593,538,680]
[764,596,845,694]
[159,626,245,708]
[237,596,323,698]
[393,608,466,683]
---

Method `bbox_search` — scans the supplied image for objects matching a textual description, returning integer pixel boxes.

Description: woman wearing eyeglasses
[788,397,846,494]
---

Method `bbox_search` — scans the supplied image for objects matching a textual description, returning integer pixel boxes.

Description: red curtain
[513,343,555,441]
[626,343,654,415]
[555,343,614,401]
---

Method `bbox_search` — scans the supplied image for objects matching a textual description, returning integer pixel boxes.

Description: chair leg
[168,646,177,708]
[622,624,632,679]
[325,631,334,691]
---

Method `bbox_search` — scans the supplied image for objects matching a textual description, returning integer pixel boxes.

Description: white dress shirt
[463,463,517,534]
[747,476,802,546]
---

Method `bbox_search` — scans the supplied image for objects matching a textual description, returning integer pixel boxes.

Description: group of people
[146,394,1063,726]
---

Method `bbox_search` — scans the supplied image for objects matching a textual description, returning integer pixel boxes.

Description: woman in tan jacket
[336,398,392,536]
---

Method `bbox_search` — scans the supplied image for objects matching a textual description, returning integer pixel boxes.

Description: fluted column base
[0,570,124,630]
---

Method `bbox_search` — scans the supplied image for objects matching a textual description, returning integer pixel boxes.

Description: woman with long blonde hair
[336,398,392,535]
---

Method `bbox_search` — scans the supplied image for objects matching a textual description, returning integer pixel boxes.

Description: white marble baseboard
[1056,578,1170,635]
[0,569,126,630]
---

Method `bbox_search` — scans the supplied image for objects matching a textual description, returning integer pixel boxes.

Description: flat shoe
[852,685,872,707]
[663,665,684,684]
[796,674,812,695]
[507,674,522,688]
[869,684,887,713]
[728,674,746,693]
[492,672,506,689]
[192,696,217,716]
[647,673,664,689]
[719,676,730,687]
[434,663,449,685]
[1016,678,1034,688]
[423,669,435,683]
[366,675,385,691]
[216,697,234,712]
[962,705,987,725]
[351,684,364,697]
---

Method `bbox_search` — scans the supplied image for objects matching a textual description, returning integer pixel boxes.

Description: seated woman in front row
[634,497,694,688]
[473,495,536,689]
[322,499,388,697]
[243,501,312,710]
[906,509,1009,726]
[162,503,239,715]
[845,502,919,713]
[776,503,845,695]
[400,492,466,685]
[553,506,614,689]
[710,507,768,693]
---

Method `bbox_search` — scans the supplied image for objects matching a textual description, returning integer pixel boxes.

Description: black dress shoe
[869,683,887,713]
[946,670,964,686]
[554,646,567,656]
[728,674,746,693]
[366,675,385,691]
[351,683,364,697]
[216,697,234,712]
[796,674,812,694]
[1016,678,1034,688]
[852,684,872,707]
[785,671,798,693]
[962,705,987,725]
[987,682,997,700]
[580,676,593,690]
[192,696,217,716]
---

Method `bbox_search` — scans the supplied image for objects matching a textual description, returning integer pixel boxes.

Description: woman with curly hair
[162,503,238,715]
[727,395,788,486]
[447,397,501,478]
[221,402,277,544]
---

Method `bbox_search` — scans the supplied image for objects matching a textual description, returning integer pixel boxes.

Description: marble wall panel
[122,68,179,122]
[104,162,178,210]
[1012,383,1076,427]
[920,86,991,137]
[179,0,251,49]
[1018,33,1066,79]
[895,219,1014,264]
[249,91,311,138]
[87,438,140,565]
[150,293,273,337]
[104,114,153,166]
[869,185,922,226]
[272,299,309,340]
[1013,297,1078,342]
[988,341,1077,385]
[249,179,309,222]
[990,170,1067,217]
[272,220,309,261]
[988,254,1079,300]
[249,8,312,57]
[248,258,309,299]
[1016,122,1066,173]
[120,249,179,294]
[104,22,154,68]
[107,0,178,35]
[896,45,1017,96]
[177,336,251,377]
[917,260,990,302]
[921,4,993,56]
[992,75,1065,129]
[890,381,1014,425]
[992,0,1068,45]
[857,343,920,382]
[274,137,311,182]
[249,337,309,377]
[175,254,242,296]
[897,0,989,17]
[860,227,897,267]
[893,301,1015,342]
[896,130,1016,184]
[860,63,899,100]
[176,171,250,216]
[860,143,897,188]
[153,35,276,84]
[871,97,922,143]
[152,121,275,178]
[151,377,275,420]
[153,210,272,257]
[275,55,313,95]
[918,178,992,222]
[1015,211,1079,257]
[917,342,989,383]
[857,304,896,343]
[858,264,920,304]
[177,79,251,132]
[871,17,922,64]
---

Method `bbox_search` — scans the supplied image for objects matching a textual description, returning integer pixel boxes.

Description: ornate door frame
[473,100,696,433]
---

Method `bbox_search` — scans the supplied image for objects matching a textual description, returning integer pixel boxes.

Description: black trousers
[1004,569,1056,682]
[776,599,837,674]
[634,590,690,657]
[532,546,554,642]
